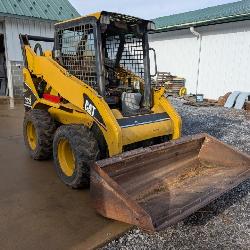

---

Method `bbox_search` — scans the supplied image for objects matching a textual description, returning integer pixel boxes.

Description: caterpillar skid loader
[20,11,250,231]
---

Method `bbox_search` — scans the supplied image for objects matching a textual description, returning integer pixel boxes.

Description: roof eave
[0,12,74,23]
[153,13,250,33]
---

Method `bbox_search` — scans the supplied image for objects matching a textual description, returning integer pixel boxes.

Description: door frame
[0,32,8,96]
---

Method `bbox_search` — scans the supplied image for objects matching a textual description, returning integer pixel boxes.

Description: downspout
[190,27,202,95]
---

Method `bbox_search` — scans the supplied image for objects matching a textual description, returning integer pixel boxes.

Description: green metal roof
[153,0,250,31]
[0,0,80,21]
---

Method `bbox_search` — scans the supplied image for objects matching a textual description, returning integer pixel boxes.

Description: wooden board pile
[155,72,186,96]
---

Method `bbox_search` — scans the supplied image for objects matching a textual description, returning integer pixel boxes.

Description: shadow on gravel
[183,179,250,226]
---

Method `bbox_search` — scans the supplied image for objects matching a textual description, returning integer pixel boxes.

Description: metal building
[150,0,250,99]
[0,0,79,99]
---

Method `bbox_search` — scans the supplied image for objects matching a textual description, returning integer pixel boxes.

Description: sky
[69,0,238,19]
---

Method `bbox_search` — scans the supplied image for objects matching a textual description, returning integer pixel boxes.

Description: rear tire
[53,125,99,189]
[23,109,57,160]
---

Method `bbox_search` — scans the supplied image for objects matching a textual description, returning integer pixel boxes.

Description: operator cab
[54,12,156,116]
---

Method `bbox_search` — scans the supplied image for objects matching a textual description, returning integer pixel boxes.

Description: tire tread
[23,109,57,160]
[53,125,99,188]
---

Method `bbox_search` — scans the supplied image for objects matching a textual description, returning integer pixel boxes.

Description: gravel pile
[102,98,250,250]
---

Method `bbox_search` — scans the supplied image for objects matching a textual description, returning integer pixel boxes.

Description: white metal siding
[4,17,55,61]
[2,17,55,98]
[149,30,199,95]
[149,20,250,99]
[198,21,250,99]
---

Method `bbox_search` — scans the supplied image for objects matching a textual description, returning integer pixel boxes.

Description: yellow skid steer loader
[20,11,250,231]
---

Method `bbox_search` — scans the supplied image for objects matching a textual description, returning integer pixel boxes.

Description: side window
[79,33,95,57]
[58,24,97,88]
[61,30,79,55]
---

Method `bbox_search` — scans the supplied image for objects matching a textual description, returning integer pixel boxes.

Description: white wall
[2,17,55,98]
[149,20,250,99]
[149,29,199,95]
[4,17,55,61]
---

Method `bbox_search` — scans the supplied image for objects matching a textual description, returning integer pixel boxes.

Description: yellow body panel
[23,45,181,157]
[122,120,173,146]
[33,98,60,109]
[49,106,93,127]
[152,88,182,139]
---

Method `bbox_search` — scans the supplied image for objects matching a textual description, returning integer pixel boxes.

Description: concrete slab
[0,105,130,250]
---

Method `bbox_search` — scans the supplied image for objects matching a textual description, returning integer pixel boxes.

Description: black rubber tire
[23,109,57,160]
[53,125,100,189]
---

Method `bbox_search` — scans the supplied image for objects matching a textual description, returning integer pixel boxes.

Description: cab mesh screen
[105,34,144,79]
[57,24,97,87]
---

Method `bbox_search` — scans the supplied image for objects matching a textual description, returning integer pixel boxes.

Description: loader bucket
[91,134,250,232]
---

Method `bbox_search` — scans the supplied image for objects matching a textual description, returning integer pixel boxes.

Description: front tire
[53,125,99,189]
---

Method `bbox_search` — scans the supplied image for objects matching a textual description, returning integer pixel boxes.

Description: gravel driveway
[103,98,250,250]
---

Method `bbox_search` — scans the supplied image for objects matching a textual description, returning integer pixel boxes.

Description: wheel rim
[26,121,37,150]
[58,139,75,177]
